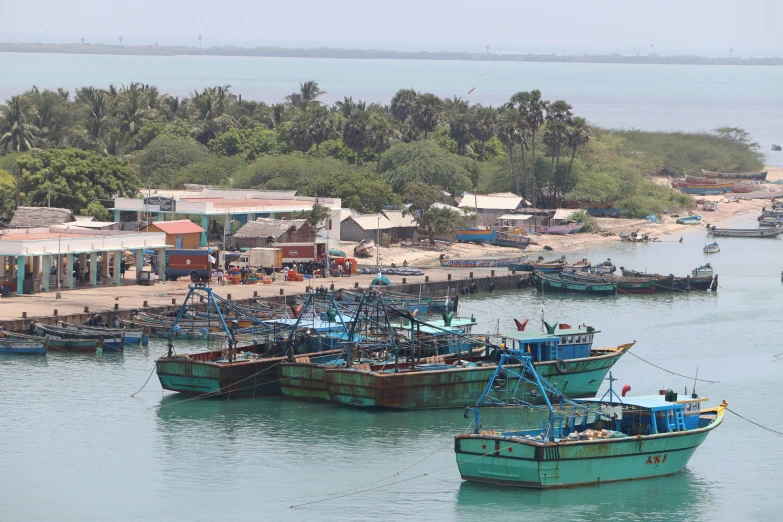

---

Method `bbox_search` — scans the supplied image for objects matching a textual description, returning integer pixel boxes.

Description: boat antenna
[599,372,623,403]
[692,366,698,398]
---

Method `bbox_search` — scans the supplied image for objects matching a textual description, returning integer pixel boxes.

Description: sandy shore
[359,166,783,268]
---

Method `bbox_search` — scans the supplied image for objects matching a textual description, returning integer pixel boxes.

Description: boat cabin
[500,326,598,362]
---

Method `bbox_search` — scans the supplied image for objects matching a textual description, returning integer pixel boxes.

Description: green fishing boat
[534,271,617,296]
[454,353,726,489]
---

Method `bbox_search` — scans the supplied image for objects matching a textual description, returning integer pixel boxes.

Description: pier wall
[0,272,532,333]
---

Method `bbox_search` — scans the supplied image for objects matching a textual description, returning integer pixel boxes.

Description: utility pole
[47,187,51,208]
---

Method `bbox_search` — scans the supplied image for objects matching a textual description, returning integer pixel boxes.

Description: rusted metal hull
[156,355,285,397]
[283,345,633,409]
[454,408,724,488]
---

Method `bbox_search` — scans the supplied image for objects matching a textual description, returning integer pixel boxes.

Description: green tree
[411,93,444,138]
[0,169,16,218]
[0,96,41,152]
[171,155,243,188]
[290,111,315,154]
[136,135,209,186]
[292,199,332,229]
[342,110,370,165]
[390,88,418,122]
[448,111,474,156]
[470,106,497,161]
[518,90,548,207]
[285,80,325,111]
[16,148,140,215]
[366,112,399,172]
[380,140,472,195]
[81,200,110,221]
[496,109,526,194]
[402,181,467,244]
[566,117,591,176]
[300,171,399,213]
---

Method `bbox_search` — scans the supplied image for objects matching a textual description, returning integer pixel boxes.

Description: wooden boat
[620,268,715,291]
[456,229,531,249]
[454,351,725,489]
[353,239,375,258]
[703,242,720,254]
[456,228,494,243]
[709,227,783,238]
[33,322,125,352]
[0,337,47,355]
[701,169,768,181]
[560,272,656,294]
[676,183,733,195]
[535,223,584,235]
[534,272,617,296]
[57,322,149,346]
[565,259,591,272]
[282,330,634,409]
[692,263,714,277]
[46,337,102,353]
[702,201,718,211]
[440,256,527,268]
[733,181,761,193]
[508,256,570,273]
[676,215,703,225]
[492,232,531,249]
[759,218,783,227]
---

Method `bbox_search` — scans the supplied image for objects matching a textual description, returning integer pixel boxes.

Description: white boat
[703,201,718,211]
[692,263,714,277]
[353,240,376,258]
[703,242,720,254]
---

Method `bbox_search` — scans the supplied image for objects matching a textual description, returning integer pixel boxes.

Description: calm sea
[1,213,782,521]
[1,52,782,165]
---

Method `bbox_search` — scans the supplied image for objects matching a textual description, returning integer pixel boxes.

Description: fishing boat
[565,259,592,272]
[692,264,714,277]
[492,232,531,249]
[535,223,584,235]
[759,218,783,227]
[454,351,725,489]
[703,242,720,254]
[455,228,494,243]
[620,268,715,291]
[676,183,733,195]
[440,256,527,268]
[353,239,375,258]
[701,169,768,181]
[733,181,761,193]
[508,256,569,273]
[560,272,656,295]
[156,286,349,396]
[675,215,703,225]
[590,258,616,274]
[534,272,617,296]
[0,334,47,355]
[33,322,125,352]
[709,227,783,238]
[456,229,530,249]
[57,322,149,346]
[703,201,718,211]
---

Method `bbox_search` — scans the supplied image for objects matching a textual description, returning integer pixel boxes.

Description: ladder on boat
[666,409,687,432]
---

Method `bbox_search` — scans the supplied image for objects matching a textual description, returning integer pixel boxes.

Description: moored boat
[57,321,149,346]
[534,271,617,296]
[440,256,527,268]
[353,239,376,258]
[692,263,714,277]
[676,183,733,195]
[33,322,125,352]
[0,335,47,355]
[703,242,720,254]
[709,227,783,238]
[454,350,726,489]
[620,268,715,291]
[560,271,656,295]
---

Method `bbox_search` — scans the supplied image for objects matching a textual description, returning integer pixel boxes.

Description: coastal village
[2,68,783,513]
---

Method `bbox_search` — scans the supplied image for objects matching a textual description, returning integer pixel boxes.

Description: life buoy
[555,359,569,374]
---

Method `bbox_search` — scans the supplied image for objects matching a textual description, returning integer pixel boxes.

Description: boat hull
[322,346,631,409]
[701,169,767,181]
[534,273,617,296]
[710,227,783,238]
[45,338,100,353]
[455,409,723,489]
[441,257,527,268]
[535,223,584,235]
[0,343,47,355]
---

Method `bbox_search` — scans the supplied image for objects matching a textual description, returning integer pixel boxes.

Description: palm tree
[188,86,235,143]
[509,92,531,196]
[517,90,548,207]
[289,111,314,154]
[308,106,335,152]
[496,109,525,194]
[470,106,497,161]
[334,96,359,117]
[390,88,417,122]
[342,110,370,165]
[75,86,110,140]
[543,120,567,205]
[567,117,591,176]
[0,96,40,152]
[118,82,153,136]
[444,96,470,118]
[449,111,474,156]
[411,93,444,138]
[286,80,325,111]
[366,112,399,172]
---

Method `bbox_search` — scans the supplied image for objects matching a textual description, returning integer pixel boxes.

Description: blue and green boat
[454,352,725,488]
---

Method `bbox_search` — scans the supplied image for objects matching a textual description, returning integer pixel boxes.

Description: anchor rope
[626,351,718,383]
[130,365,157,397]
[726,408,783,438]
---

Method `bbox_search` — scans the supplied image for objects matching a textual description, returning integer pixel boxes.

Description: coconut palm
[307,106,335,152]
[411,93,444,138]
[444,96,470,118]
[366,112,399,172]
[470,105,497,161]
[188,86,235,143]
[567,116,591,176]
[286,80,325,111]
[118,82,153,136]
[289,111,315,154]
[0,96,41,152]
[543,120,568,205]
[334,96,366,118]
[514,90,548,207]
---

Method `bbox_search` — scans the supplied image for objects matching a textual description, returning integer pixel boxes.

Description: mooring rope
[626,351,718,383]
[130,365,157,397]
[726,408,783,438]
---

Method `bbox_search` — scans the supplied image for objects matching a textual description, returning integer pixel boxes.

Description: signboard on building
[144,196,175,212]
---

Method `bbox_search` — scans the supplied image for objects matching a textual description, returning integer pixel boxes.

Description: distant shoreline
[2,42,782,66]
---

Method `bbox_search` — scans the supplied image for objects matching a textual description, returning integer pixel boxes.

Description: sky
[4,0,782,57]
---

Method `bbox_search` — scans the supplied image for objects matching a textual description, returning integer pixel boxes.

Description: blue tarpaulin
[645,215,662,224]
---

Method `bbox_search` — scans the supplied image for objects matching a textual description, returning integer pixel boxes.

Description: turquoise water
[1,215,782,521]
[1,52,782,164]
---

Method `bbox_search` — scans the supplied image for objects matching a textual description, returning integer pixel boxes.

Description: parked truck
[228,248,283,273]
[278,242,326,267]
[151,249,212,282]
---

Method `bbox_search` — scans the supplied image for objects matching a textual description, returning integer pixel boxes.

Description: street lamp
[55,226,70,299]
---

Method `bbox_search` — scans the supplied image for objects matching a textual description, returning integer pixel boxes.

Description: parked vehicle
[229,248,282,273]
[151,249,213,282]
